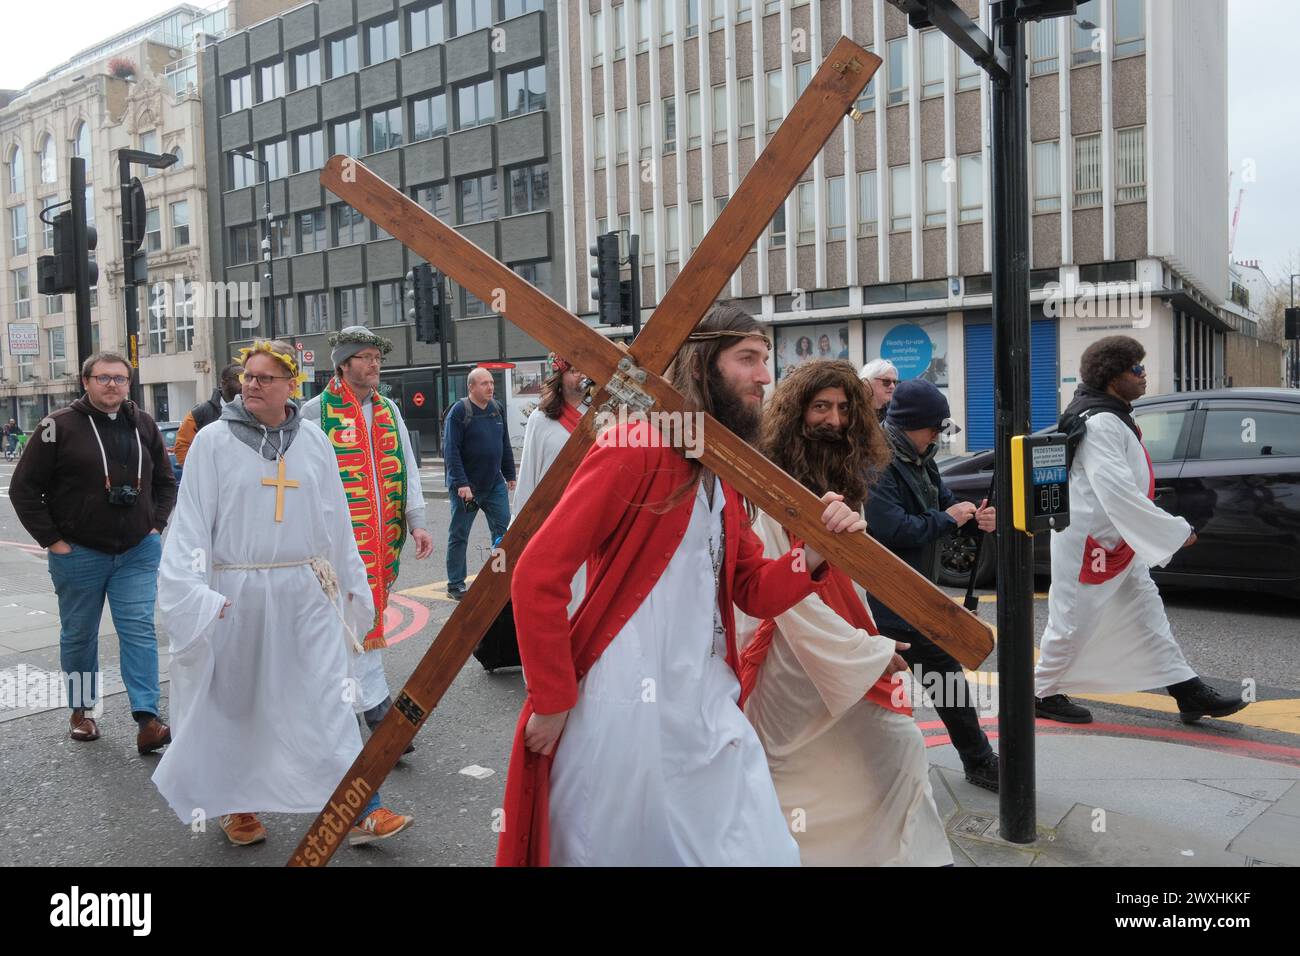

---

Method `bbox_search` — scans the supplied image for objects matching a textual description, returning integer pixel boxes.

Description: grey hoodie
[220,395,303,461]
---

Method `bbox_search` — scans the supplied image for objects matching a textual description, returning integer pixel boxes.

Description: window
[48,328,67,378]
[374,280,403,325]
[664,204,679,261]
[73,122,92,175]
[857,75,876,112]
[690,200,704,252]
[959,154,983,223]
[327,33,359,78]
[171,146,184,168]
[615,109,629,163]
[661,0,674,43]
[512,260,551,296]
[686,91,702,149]
[636,0,651,52]
[258,61,284,102]
[174,280,195,352]
[9,148,24,194]
[1073,133,1101,208]
[296,209,326,253]
[504,64,546,117]
[736,77,754,138]
[42,212,53,249]
[301,292,329,333]
[291,47,320,90]
[39,134,56,183]
[458,172,499,223]
[796,181,815,245]
[1125,407,1186,461]
[1030,19,1059,75]
[769,203,786,247]
[148,284,168,353]
[1196,408,1300,460]
[765,69,784,133]
[639,103,652,160]
[43,293,62,315]
[923,160,946,227]
[1113,0,1145,57]
[411,93,448,141]
[410,4,445,51]
[1033,140,1061,212]
[890,165,911,232]
[887,38,909,105]
[367,18,399,65]
[337,286,369,326]
[140,130,160,177]
[453,0,491,36]
[332,117,362,157]
[858,170,878,236]
[332,205,367,245]
[262,139,288,179]
[593,112,606,168]
[795,62,812,101]
[506,163,548,214]
[18,349,35,382]
[272,296,294,336]
[956,48,980,90]
[1115,126,1145,202]
[171,200,190,247]
[413,182,452,220]
[825,176,846,241]
[227,72,252,111]
[228,151,256,190]
[229,223,259,264]
[84,185,94,228]
[663,97,676,153]
[462,286,488,316]
[295,129,324,172]
[921,30,944,98]
[590,9,604,65]
[685,0,700,38]
[269,215,291,257]
[640,207,655,262]
[503,0,542,17]
[10,205,26,256]
[712,85,728,144]
[613,1,627,59]
[369,106,403,151]
[455,78,494,130]
[1072,0,1101,66]
[145,206,162,252]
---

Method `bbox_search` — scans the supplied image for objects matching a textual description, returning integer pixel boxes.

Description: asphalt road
[1,456,1296,866]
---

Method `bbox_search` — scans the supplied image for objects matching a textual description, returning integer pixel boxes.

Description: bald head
[467,367,495,407]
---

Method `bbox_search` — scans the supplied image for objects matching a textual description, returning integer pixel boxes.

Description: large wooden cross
[288,37,994,867]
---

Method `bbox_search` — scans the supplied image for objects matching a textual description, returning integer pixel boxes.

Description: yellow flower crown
[236,341,310,398]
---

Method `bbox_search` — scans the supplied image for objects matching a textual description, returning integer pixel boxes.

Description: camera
[464,497,479,513]
[107,484,140,507]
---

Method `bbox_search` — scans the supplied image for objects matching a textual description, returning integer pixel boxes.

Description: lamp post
[1289,274,1298,389]
[228,149,275,339]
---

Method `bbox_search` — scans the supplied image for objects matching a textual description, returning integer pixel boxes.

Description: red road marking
[0,538,45,557]
[384,593,431,647]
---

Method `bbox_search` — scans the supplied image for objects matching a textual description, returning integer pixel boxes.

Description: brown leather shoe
[69,709,100,742]
[136,716,171,754]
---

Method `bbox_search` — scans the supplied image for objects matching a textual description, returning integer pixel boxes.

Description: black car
[936,388,1300,598]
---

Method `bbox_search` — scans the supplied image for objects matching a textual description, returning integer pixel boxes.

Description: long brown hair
[537,370,566,419]
[759,359,891,512]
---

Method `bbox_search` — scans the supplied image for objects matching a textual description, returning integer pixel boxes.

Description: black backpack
[441,396,505,433]
[472,601,522,672]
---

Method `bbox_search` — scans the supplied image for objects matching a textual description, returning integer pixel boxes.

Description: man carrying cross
[152,340,414,849]
[302,326,432,750]
[497,305,870,867]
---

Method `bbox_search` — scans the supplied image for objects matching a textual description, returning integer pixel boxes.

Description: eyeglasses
[243,373,294,388]
[351,354,384,366]
[874,378,899,388]
[1130,364,1146,376]
[90,375,130,386]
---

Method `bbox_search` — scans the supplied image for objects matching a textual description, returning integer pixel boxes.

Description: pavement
[1,455,1298,867]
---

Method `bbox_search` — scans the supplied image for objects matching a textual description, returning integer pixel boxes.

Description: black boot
[1035,694,1094,724]
[1167,678,1247,724]
[963,752,999,793]
[364,696,415,754]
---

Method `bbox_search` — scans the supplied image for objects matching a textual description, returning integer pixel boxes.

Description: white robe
[738,511,953,867]
[513,407,585,617]
[547,478,800,866]
[151,420,375,822]
[1035,411,1196,697]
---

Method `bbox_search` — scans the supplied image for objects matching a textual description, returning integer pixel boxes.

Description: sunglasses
[1130,364,1145,376]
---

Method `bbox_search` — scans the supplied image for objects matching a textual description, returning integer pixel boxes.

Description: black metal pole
[69,158,94,393]
[628,233,642,340]
[990,1,1036,844]
[437,270,451,447]
[117,154,144,408]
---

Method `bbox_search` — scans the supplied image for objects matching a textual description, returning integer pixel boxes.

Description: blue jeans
[446,477,511,592]
[47,533,163,716]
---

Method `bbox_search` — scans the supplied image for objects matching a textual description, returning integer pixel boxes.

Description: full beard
[789,423,856,500]
[708,366,763,444]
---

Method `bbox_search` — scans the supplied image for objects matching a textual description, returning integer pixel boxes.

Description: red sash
[1078,443,1156,584]
[558,402,583,433]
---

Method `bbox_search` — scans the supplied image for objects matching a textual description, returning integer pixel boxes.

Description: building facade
[562,0,1236,452]
[202,0,563,453]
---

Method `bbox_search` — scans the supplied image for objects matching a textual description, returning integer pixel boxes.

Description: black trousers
[883,625,993,769]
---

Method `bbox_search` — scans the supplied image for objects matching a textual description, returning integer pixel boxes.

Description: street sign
[295,341,304,351]
[6,324,39,356]
[412,391,426,408]
[303,350,314,363]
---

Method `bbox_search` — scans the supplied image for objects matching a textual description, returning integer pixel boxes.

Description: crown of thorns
[686,330,772,348]
[327,328,394,354]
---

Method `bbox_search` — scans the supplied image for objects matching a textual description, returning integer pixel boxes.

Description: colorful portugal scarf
[320,377,408,650]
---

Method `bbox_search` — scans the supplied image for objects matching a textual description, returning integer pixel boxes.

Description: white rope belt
[213,556,364,653]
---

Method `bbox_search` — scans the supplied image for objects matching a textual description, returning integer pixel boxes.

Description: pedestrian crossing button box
[1010,433,1071,535]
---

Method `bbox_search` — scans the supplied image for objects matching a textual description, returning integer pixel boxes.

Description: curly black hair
[1079,335,1145,391]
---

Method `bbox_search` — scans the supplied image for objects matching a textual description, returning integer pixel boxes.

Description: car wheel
[936,531,996,589]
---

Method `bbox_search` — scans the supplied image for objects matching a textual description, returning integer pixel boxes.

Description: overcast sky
[2,0,1294,282]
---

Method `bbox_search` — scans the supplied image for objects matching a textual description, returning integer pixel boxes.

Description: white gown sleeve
[157,427,229,658]
[1079,415,1191,568]
[752,512,898,718]
[512,408,547,515]
[392,404,426,529]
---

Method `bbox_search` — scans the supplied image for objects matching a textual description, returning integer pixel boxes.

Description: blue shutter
[964,323,995,451]
[1030,318,1059,432]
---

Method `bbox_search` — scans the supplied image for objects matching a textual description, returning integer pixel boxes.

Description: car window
[1196,408,1300,460]
[1132,408,1187,462]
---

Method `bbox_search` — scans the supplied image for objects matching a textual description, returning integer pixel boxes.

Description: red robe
[497,422,829,866]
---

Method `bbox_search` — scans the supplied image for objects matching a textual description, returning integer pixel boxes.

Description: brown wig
[759,360,891,512]
[1079,335,1145,391]
[537,371,566,419]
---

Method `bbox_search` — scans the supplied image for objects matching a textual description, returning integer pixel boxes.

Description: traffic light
[429,268,446,344]
[407,262,442,343]
[121,177,147,286]
[589,232,621,326]
[37,209,74,295]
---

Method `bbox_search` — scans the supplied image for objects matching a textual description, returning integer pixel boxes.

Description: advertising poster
[865,316,949,386]
[774,322,851,380]
[7,323,39,357]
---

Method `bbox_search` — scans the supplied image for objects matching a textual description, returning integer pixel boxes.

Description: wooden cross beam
[288,37,992,868]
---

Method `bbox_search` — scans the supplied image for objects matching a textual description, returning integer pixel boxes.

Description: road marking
[973,592,1049,603]
[400,573,478,602]
[384,593,431,645]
